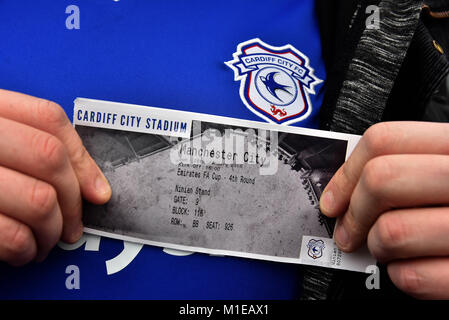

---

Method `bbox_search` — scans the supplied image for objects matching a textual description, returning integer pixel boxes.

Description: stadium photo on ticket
[74,98,375,273]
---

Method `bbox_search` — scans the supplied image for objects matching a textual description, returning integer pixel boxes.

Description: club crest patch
[307,239,325,260]
[226,38,322,125]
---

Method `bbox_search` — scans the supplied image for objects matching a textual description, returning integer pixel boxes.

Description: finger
[320,122,449,218]
[388,257,449,299]
[0,89,111,204]
[0,117,81,243]
[0,165,63,261]
[335,154,449,251]
[368,207,449,263]
[0,213,38,266]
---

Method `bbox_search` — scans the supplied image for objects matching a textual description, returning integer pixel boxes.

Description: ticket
[74,98,376,273]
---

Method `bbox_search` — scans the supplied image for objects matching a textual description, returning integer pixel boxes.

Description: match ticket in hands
[74,98,376,273]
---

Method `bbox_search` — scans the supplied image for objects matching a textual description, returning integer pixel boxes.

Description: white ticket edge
[75,97,376,273]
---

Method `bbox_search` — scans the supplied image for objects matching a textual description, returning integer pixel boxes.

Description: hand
[0,89,111,266]
[320,122,449,299]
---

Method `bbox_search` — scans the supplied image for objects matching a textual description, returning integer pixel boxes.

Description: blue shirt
[0,0,325,299]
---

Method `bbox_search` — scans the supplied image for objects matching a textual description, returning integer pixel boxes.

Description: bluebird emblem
[260,72,292,102]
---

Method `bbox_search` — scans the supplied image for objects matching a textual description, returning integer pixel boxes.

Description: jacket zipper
[422,4,449,19]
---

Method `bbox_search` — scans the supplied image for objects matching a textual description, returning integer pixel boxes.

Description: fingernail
[73,222,84,241]
[320,189,334,215]
[95,173,112,199]
[64,222,84,244]
[335,222,350,249]
[35,251,49,263]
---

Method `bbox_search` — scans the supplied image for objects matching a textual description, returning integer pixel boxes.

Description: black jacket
[300,0,449,300]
